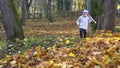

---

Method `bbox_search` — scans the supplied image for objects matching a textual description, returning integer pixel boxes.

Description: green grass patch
[115,26,120,32]
[0,35,81,59]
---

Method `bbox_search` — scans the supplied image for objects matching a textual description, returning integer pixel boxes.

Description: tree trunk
[87,0,93,16]
[87,0,97,33]
[28,0,32,8]
[73,0,76,11]
[40,0,47,18]
[97,0,104,30]
[118,1,120,17]
[103,0,118,31]
[25,0,32,18]
[0,0,25,41]
[58,0,62,11]
[83,0,87,9]
[69,0,73,12]
[47,0,53,22]
[62,0,65,11]
[21,0,27,25]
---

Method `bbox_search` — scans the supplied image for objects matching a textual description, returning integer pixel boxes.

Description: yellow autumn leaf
[113,37,120,41]
[52,45,56,49]
[10,60,17,66]
[53,63,58,68]
[65,39,70,44]
[105,41,110,45]
[59,38,63,41]
[106,33,113,36]
[102,55,111,64]
[92,52,101,55]
[49,60,54,64]
[2,60,8,64]
[68,53,76,57]
[34,51,41,60]
[100,30,105,32]
[85,38,91,41]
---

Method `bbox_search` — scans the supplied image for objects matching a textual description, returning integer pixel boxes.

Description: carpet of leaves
[0,30,120,68]
[0,20,120,68]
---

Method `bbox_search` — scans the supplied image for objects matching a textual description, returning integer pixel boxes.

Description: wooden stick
[88,15,97,24]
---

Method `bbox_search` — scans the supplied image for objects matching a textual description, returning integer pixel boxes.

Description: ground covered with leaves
[0,20,120,68]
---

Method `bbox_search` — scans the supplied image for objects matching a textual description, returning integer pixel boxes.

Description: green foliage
[0,35,81,59]
[115,26,120,32]
[0,41,6,59]
[17,7,22,21]
[12,38,41,54]
[39,35,80,48]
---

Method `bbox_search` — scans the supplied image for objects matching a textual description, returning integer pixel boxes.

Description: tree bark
[28,0,32,8]
[0,0,25,41]
[103,0,118,31]
[97,0,104,30]
[87,0,94,16]
[47,0,53,22]
[62,0,65,11]
[87,0,96,33]
[69,0,73,12]
[40,0,47,18]
[21,0,27,25]
[25,0,32,18]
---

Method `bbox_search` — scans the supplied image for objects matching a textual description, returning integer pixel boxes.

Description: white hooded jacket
[76,10,92,30]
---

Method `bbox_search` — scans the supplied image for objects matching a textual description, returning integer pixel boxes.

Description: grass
[0,41,6,59]
[115,26,120,32]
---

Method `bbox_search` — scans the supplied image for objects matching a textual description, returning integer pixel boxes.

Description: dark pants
[79,28,87,38]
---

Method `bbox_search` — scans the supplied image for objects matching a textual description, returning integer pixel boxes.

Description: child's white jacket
[76,15,92,30]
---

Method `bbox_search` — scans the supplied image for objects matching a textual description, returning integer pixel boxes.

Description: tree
[87,0,94,32]
[40,0,48,18]
[103,0,118,31]
[0,0,25,41]
[97,0,104,30]
[69,0,73,12]
[21,0,27,25]
[24,0,32,17]
[21,0,32,25]
[47,0,53,22]
[57,0,71,12]
[118,0,120,17]
[87,0,98,32]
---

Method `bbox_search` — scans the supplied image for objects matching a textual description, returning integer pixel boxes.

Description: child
[76,9,96,38]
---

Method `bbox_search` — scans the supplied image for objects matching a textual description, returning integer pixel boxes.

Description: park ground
[0,19,78,41]
[0,19,120,67]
